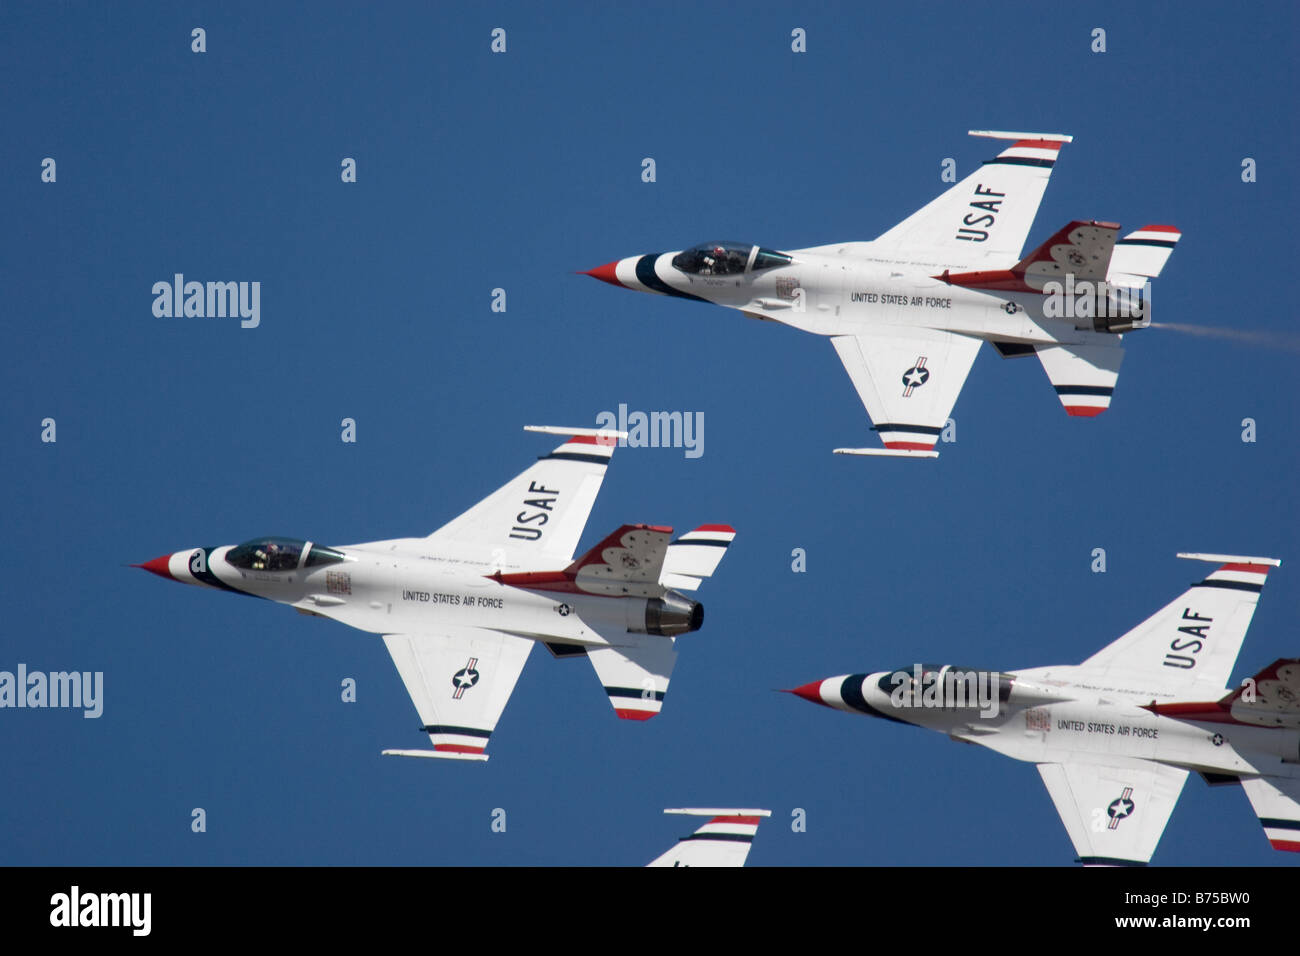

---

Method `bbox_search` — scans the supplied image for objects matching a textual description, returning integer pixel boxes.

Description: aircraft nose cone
[786,680,828,706]
[133,554,174,580]
[581,260,623,287]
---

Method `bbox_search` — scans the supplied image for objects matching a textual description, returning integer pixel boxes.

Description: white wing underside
[424,434,615,571]
[382,625,535,759]
[1037,759,1188,866]
[831,328,981,451]
[870,134,1066,268]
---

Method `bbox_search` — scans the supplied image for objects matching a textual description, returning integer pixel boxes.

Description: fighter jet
[645,808,771,867]
[584,130,1181,457]
[789,554,1300,865]
[135,425,735,761]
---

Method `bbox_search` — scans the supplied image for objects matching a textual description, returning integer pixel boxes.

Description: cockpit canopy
[671,241,792,277]
[224,537,347,572]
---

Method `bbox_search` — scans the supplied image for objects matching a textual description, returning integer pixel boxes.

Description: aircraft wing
[381,626,535,761]
[426,427,619,570]
[1078,555,1280,699]
[830,327,981,455]
[872,130,1072,268]
[1037,760,1189,866]
[646,809,771,867]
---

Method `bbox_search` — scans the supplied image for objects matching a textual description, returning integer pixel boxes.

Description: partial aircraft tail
[646,808,771,867]
[498,523,735,721]
[1107,225,1182,288]
[1241,776,1300,853]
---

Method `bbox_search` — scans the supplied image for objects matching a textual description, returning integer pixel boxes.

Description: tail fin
[493,523,674,597]
[646,808,771,867]
[1148,659,1300,727]
[1240,776,1300,853]
[941,220,1120,293]
[659,524,736,591]
[1108,225,1181,287]
[1077,553,1280,699]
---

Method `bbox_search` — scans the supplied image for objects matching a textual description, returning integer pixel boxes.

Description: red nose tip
[133,555,174,580]
[786,681,828,706]
[580,261,623,287]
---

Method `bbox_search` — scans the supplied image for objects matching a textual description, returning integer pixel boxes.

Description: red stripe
[491,569,583,593]
[1065,406,1106,418]
[937,268,1028,292]
[1139,224,1180,234]
[615,708,656,721]
[1268,838,1300,852]
[709,815,762,826]
[565,434,617,447]
[434,743,486,754]
[883,441,936,451]
[695,524,735,534]
[1010,139,1062,151]
[1218,563,1271,575]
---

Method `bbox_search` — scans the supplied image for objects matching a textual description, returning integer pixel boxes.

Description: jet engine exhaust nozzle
[639,591,703,637]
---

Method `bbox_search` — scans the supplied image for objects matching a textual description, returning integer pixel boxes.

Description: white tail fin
[646,808,771,867]
[1077,553,1280,699]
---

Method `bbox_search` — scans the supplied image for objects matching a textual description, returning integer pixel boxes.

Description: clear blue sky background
[2,1,1296,866]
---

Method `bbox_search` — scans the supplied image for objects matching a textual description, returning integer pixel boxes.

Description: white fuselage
[830,666,1300,780]
[607,245,1123,348]
[153,540,665,649]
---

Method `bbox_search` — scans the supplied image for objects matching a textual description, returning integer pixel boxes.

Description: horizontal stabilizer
[1240,776,1300,852]
[660,525,736,591]
[1108,225,1181,287]
[588,636,677,721]
[1035,341,1124,417]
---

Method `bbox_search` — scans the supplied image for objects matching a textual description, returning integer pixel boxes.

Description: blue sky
[2,1,1297,866]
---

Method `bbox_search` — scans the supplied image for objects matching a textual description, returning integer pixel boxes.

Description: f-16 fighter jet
[790,554,1300,865]
[645,808,771,867]
[136,426,735,761]
[584,130,1180,457]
